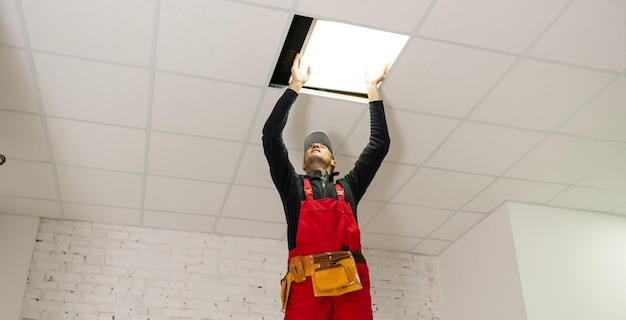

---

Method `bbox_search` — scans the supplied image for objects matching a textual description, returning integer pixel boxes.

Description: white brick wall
[20,219,442,320]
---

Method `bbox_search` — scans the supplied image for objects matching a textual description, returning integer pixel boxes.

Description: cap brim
[304,130,333,154]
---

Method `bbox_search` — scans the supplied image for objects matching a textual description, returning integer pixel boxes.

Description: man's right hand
[288,53,311,92]
[365,62,390,102]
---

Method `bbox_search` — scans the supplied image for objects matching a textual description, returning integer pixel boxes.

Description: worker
[262,53,390,319]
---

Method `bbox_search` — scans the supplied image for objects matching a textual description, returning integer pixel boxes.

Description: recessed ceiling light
[271,15,409,99]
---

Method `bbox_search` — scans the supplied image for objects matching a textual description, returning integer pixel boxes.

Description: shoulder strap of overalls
[335,182,345,201]
[303,177,314,201]
[303,177,345,201]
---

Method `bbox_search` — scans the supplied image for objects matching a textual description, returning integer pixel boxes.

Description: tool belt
[280,251,364,311]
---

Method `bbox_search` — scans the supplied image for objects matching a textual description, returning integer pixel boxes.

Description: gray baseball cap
[304,130,333,154]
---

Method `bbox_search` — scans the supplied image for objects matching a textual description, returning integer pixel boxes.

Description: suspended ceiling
[1,0,625,255]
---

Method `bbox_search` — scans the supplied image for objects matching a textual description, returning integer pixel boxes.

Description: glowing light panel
[299,20,409,96]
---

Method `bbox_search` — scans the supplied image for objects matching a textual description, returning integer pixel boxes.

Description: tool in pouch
[280,251,362,311]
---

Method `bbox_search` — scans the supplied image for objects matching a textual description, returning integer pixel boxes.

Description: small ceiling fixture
[270,15,409,99]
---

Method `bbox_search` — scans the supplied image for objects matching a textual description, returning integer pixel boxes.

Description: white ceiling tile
[148,132,241,182]
[505,135,625,184]
[241,0,294,9]
[249,88,283,146]
[577,150,626,192]
[364,204,453,237]
[549,186,626,213]
[0,195,60,218]
[63,203,140,226]
[21,0,155,66]
[221,186,284,223]
[0,47,38,112]
[392,168,495,209]
[464,178,567,212]
[558,77,626,142]
[34,53,150,127]
[470,59,614,130]
[427,122,545,175]
[0,160,56,199]
[430,212,487,241]
[384,38,516,117]
[234,144,276,188]
[0,0,25,46]
[298,0,430,32]
[361,233,421,252]
[353,159,416,202]
[389,111,459,165]
[612,203,626,215]
[420,0,568,53]
[56,166,143,208]
[143,210,217,233]
[343,108,458,165]
[412,239,450,256]
[0,111,48,161]
[355,199,385,226]
[215,217,285,239]
[156,0,289,84]
[151,72,262,140]
[144,176,228,215]
[47,118,146,172]
[529,0,626,71]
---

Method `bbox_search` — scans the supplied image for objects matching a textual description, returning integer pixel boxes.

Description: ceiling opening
[270,15,409,100]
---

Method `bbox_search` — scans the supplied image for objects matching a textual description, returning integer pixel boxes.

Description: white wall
[0,214,40,320]
[438,204,528,320]
[439,202,626,320]
[508,203,626,320]
[19,219,442,320]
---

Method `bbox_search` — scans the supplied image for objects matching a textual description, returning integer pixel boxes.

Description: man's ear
[302,162,306,171]
[330,159,337,170]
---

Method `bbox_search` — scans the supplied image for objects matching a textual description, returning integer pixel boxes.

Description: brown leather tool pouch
[280,272,293,311]
[311,252,362,297]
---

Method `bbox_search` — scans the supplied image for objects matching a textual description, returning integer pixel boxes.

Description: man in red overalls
[262,53,390,319]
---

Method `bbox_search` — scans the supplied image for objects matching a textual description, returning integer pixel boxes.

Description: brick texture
[20,219,442,320]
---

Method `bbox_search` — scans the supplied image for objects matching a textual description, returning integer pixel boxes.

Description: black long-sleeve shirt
[262,89,390,251]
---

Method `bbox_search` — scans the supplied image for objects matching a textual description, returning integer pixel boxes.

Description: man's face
[303,143,336,171]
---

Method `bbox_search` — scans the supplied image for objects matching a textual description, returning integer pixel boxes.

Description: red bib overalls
[284,178,373,320]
